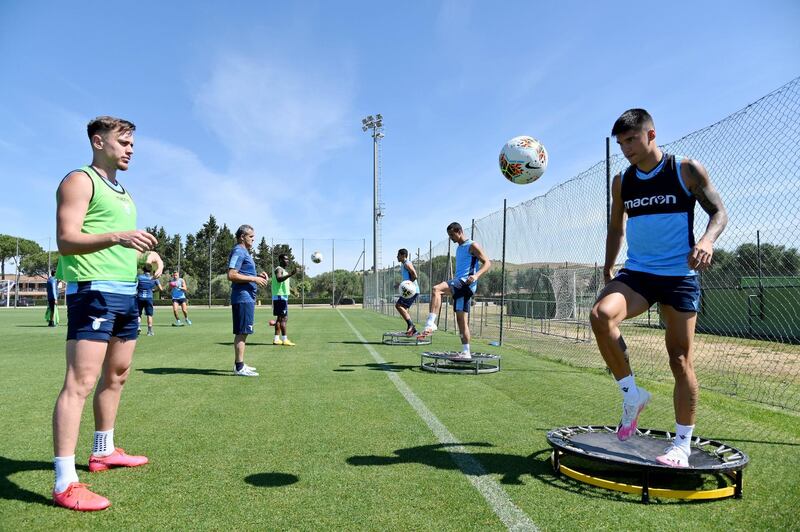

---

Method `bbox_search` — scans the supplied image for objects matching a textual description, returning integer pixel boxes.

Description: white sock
[675,423,695,452]
[281,335,287,341]
[92,429,114,457]
[617,375,639,403]
[426,313,437,327]
[274,335,280,341]
[54,455,79,493]
[462,343,470,354]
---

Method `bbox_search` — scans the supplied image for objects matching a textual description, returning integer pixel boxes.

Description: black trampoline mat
[566,432,732,471]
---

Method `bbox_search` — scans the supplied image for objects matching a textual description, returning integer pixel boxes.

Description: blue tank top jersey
[171,278,187,299]
[136,274,160,299]
[621,153,696,276]
[454,239,480,291]
[228,245,258,304]
[401,259,420,293]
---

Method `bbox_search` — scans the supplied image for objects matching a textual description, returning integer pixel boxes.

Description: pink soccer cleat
[89,448,149,472]
[53,482,111,511]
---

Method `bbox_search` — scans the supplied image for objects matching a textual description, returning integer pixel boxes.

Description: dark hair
[87,116,135,140]
[611,108,654,136]
[398,248,408,258]
[143,263,152,273]
[446,222,463,234]
[235,224,254,242]
[278,253,289,261]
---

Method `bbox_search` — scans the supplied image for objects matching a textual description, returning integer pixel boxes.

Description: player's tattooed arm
[685,159,728,244]
[684,159,728,271]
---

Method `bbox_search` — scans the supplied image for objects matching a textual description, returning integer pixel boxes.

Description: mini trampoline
[546,425,749,503]
[420,351,500,375]
[382,331,432,346]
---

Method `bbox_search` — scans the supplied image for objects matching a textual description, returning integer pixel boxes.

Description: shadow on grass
[137,367,232,377]
[333,369,356,372]
[347,442,549,485]
[0,455,87,506]
[338,362,417,373]
[332,341,385,345]
[215,342,275,347]
[14,325,52,328]
[244,472,299,487]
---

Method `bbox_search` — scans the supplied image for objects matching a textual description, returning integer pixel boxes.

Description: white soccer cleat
[656,444,690,468]
[243,364,257,372]
[617,388,651,441]
[452,351,472,361]
[419,322,438,337]
[234,366,259,377]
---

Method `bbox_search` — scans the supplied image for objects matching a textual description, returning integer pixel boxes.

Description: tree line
[0,215,365,301]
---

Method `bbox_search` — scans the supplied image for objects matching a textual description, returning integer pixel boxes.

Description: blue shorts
[396,293,418,309]
[614,268,700,313]
[67,284,139,341]
[447,278,474,313]
[232,302,255,335]
[138,298,154,317]
[272,299,288,317]
[172,298,187,305]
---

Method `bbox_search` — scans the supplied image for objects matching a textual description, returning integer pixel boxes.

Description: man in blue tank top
[591,109,728,468]
[421,223,492,360]
[395,248,420,335]
[169,271,191,326]
[137,261,163,336]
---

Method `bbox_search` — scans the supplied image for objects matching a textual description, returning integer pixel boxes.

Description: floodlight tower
[362,114,384,306]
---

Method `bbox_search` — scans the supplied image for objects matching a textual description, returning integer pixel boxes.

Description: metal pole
[373,132,379,309]
[416,247,421,324]
[428,240,433,319]
[606,137,611,228]
[48,237,52,273]
[362,238,366,309]
[444,241,451,332]
[14,238,19,307]
[499,199,508,346]
[331,238,335,307]
[469,218,475,332]
[301,238,305,309]
[208,234,212,308]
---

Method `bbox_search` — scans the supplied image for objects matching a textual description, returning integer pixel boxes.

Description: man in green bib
[272,253,297,346]
[51,116,159,511]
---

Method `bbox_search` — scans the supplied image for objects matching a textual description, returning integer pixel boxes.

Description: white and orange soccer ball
[499,136,548,184]
[399,280,417,299]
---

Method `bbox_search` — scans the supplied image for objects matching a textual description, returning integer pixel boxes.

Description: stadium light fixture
[361,113,385,306]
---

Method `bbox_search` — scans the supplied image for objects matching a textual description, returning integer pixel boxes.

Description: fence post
[606,136,611,228]
[331,238,335,307]
[443,241,451,332]
[499,199,507,346]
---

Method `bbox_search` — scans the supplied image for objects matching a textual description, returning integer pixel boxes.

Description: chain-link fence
[366,76,800,416]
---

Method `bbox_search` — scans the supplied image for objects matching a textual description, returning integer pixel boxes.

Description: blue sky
[0,0,798,275]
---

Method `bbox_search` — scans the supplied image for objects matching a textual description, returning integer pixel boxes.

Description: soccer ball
[499,136,548,184]
[399,280,417,298]
[311,251,323,264]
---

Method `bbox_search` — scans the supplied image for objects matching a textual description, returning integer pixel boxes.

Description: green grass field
[1,307,798,530]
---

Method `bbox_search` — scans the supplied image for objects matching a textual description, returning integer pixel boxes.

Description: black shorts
[67,285,138,341]
[614,268,700,313]
[138,298,154,317]
[447,278,474,313]
[273,299,288,317]
[396,293,418,309]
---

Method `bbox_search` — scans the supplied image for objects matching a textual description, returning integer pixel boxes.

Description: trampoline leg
[552,450,561,475]
[734,470,743,499]
[641,471,650,504]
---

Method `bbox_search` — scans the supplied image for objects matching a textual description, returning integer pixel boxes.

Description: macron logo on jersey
[624,194,677,210]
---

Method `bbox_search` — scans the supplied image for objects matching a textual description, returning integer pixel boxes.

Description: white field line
[338,310,538,532]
